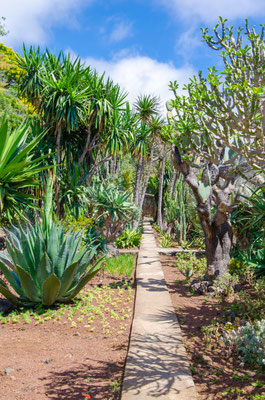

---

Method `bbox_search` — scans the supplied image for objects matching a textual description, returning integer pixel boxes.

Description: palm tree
[40,52,91,215]
[134,94,160,123]
[132,95,163,228]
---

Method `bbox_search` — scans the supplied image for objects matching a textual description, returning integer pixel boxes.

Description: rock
[201,355,213,365]
[4,368,14,375]
[43,360,51,365]
[0,299,12,314]
[207,286,216,293]
[190,280,212,295]
[247,371,256,377]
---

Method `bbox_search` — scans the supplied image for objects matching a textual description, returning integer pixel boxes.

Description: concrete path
[121,221,197,400]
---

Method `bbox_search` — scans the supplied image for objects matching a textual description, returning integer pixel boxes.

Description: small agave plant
[0,176,103,307]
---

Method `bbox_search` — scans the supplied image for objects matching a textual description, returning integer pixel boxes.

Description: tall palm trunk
[134,154,144,206]
[77,110,97,167]
[139,142,155,211]
[115,157,121,175]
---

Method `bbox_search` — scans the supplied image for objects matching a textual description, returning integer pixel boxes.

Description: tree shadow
[41,358,123,400]
[136,277,169,293]
[123,327,195,398]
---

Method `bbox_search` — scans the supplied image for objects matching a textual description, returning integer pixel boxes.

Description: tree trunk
[204,220,232,280]
[134,154,144,206]
[77,111,97,167]
[157,150,166,229]
[138,142,155,211]
[165,160,177,232]
[116,157,121,175]
[173,145,233,279]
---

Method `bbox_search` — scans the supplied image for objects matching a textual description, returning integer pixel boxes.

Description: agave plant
[0,115,50,220]
[0,176,103,307]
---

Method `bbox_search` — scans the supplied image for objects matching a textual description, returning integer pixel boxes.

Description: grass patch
[103,254,135,278]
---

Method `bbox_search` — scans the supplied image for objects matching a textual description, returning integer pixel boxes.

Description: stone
[0,299,12,314]
[201,354,213,366]
[4,368,14,375]
[190,280,211,295]
[207,286,216,293]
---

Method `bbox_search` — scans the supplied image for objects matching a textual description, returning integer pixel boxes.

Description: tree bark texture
[157,150,166,229]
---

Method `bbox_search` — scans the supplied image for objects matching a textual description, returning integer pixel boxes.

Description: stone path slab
[121,221,197,399]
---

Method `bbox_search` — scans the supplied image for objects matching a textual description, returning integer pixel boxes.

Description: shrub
[62,213,94,235]
[223,320,265,369]
[87,181,139,242]
[115,229,141,249]
[214,272,239,298]
[158,232,173,248]
[175,253,207,278]
[153,223,163,234]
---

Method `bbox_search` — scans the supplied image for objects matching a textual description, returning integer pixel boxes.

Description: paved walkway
[121,221,197,399]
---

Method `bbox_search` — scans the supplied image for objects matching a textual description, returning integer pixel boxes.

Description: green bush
[175,253,207,278]
[158,232,173,248]
[223,320,265,369]
[87,180,139,242]
[153,223,163,234]
[62,213,94,233]
[115,228,141,249]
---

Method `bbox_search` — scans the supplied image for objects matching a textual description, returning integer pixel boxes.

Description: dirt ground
[161,254,265,400]
[0,270,135,400]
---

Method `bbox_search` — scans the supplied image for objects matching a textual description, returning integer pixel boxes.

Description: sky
[1,0,265,110]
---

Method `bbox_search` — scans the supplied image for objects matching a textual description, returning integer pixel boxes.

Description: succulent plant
[0,174,103,307]
[0,222,103,307]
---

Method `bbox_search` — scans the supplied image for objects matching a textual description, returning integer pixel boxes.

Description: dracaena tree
[132,95,163,227]
[166,18,265,280]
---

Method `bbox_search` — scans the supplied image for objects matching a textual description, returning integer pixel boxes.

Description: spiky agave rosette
[0,175,104,307]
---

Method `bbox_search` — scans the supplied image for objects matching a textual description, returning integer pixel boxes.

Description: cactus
[198,182,211,203]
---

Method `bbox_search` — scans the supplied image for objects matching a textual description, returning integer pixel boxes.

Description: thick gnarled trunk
[173,145,234,279]
[203,219,232,280]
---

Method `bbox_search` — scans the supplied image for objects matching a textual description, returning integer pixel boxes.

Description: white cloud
[175,26,202,61]
[109,21,133,43]
[156,0,265,23]
[1,0,93,46]
[83,54,195,111]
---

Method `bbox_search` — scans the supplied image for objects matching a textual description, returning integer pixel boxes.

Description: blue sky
[1,0,265,109]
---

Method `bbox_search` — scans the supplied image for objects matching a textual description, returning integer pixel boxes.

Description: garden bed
[0,255,136,400]
[161,254,265,400]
